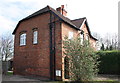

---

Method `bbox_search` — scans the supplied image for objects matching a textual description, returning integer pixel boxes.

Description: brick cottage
[12,5,97,81]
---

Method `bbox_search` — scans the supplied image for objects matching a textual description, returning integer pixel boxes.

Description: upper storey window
[33,30,38,44]
[68,31,73,39]
[80,34,84,44]
[20,33,26,46]
[86,34,89,41]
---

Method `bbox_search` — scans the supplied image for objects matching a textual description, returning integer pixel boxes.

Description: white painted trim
[79,19,86,29]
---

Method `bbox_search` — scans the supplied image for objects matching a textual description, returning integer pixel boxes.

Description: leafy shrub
[97,50,120,75]
[63,37,100,81]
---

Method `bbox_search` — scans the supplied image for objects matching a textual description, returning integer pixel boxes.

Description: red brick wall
[14,12,64,80]
[14,12,51,78]
[61,22,96,80]
[61,22,78,80]
[13,11,96,80]
[81,24,97,50]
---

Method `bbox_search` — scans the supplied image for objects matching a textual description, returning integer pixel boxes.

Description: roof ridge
[46,5,51,10]
[22,6,50,20]
[71,17,86,21]
[46,6,78,29]
[13,5,80,34]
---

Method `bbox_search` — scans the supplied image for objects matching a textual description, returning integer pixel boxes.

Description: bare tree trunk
[2,61,8,75]
[0,33,14,75]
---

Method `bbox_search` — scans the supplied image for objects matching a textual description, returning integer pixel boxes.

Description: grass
[7,71,13,75]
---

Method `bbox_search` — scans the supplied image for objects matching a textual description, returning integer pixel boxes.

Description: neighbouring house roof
[71,17,86,28]
[71,18,97,40]
[12,5,97,41]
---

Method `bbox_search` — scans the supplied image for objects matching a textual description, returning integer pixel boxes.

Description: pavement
[2,74,120,83]
[2,75,52,83]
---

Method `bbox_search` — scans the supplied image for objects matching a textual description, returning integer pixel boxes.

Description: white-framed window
[86,35,89,41]
[80,34,84,44]
[20,33,26,46]
[68,31,73,39]
[93,42,96,47]
[33,31,38,44]
[56,70,61,76]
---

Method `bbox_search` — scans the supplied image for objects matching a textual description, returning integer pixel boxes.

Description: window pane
[33,31,38,44]
[93,43,96,47]
[24,34,26,45]
[20,33,26,46]
[80,34,83,44]
[68,32,73,39]
[86,35,89,40]
[20,35,22,45]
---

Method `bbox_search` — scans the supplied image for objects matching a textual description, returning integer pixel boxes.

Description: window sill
[20,45,26,47]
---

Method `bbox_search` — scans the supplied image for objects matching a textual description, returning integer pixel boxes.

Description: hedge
[96,50,120,75]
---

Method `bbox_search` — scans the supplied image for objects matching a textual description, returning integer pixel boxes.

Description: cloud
[0,0,70,36]
[0,15,15,35]
[0,0,118,36]
[0,0,38,35]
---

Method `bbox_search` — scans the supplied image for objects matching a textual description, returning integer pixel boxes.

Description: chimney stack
[56,5,67,16]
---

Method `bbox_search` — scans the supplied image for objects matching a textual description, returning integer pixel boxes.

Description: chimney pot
[61,5,64,9]
[56,5,67,16]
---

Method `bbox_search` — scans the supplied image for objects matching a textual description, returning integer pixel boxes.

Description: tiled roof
[13,6,80,34]
[71,17,86,28]
[12,5,97,40]
[48,6,79,29]
[71,18,97,40]
[22,6,50,20]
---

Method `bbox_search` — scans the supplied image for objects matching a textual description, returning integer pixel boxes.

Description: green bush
[96,50,120,75]
[63,37,99,81]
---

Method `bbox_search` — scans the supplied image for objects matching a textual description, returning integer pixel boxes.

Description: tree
[100,43,105,51]
[118,34,120,50]
[0,33,14,74]
[93,32,119,50]
[104,33,118,50]
[112,33,118,50]
[109,45,113,50]
[63,37,100,81]
[106,46,109,50]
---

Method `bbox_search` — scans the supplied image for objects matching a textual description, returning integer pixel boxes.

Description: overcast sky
[0,0,119,37]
